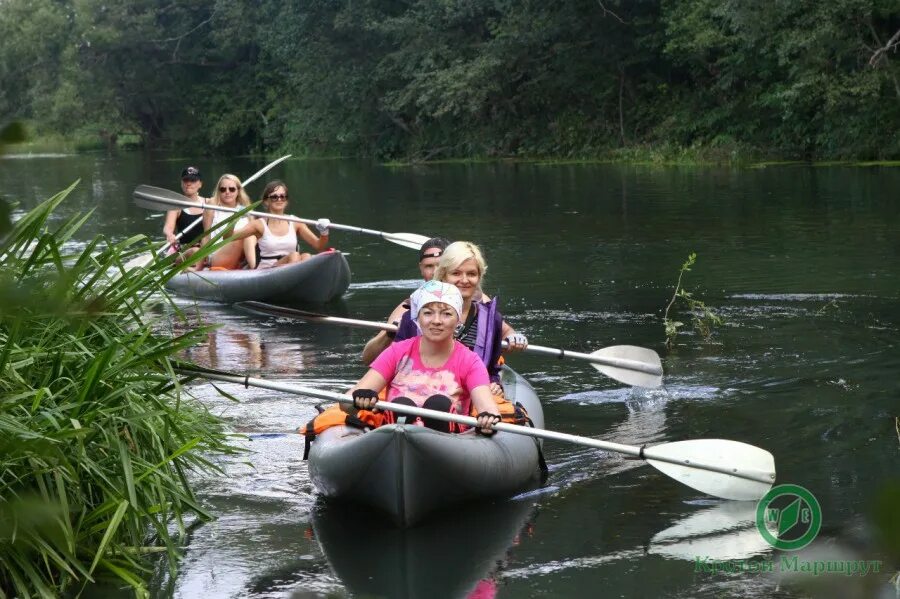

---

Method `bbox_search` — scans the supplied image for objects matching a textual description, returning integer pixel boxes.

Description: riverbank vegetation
[1,1,898,162]
[0,184,239,597]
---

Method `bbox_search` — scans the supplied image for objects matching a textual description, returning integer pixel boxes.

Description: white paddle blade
[591,345,663,388]
[134,185,194,212]
[123,252,154,270]
[644,439,776,501]
[383,232,431,250]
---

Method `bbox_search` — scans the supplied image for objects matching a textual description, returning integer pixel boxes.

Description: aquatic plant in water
[663,252,723,350]
[0,182,241,597]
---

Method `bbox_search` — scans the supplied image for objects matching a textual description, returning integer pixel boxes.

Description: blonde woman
[360,237,451,363]
[363,241,527,395]
[201,173,255,269]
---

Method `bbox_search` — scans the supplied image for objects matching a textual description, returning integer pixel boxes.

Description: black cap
[181,166,201,181]
[419,237,452,261]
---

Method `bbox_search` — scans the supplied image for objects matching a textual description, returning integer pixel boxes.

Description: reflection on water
[149,434,328,598]
[648,502,770,561]
[501,501,771,578]
[191,327,309,374]
[312,497,537,599]
[169,311,315,375]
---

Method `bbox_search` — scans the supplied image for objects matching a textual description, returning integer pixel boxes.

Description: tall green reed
[0,182,242,598]
[663,252,723,350]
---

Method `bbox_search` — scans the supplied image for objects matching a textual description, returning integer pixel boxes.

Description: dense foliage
[1,0,898,160]
[0,184,239,597]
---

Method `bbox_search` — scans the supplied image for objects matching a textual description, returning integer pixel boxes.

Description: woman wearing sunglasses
[201,173,255,269]
[225,180,330,269]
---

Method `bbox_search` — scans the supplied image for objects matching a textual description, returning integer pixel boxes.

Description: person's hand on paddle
[475,412,501,436]
[504,333,528,352]
[489,381,503,396]
[316,218,330,236]
[165,231,178,244]
[352,388,379,411]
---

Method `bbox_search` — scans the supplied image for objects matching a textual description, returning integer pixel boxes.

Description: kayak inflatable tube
[164,250,350,304]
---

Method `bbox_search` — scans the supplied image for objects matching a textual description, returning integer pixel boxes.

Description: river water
[2,154,898,598]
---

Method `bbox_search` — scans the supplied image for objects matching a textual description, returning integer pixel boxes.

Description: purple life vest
[395,297,504,380]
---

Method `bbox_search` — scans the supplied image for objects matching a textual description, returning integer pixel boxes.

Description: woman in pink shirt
[349,281,501,435]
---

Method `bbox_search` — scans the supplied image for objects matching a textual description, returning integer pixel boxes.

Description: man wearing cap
[349,281,501,435]
[162,166,206,266]
[361,237,452,365]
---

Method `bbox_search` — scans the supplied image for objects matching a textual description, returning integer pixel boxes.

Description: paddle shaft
[158,214,203,255]
[237,302,663,377]
[521,344,662,375]
[137,188,421,240]
[181,368,770,485]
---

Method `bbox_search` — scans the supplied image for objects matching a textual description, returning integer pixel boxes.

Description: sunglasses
[267,194,287,201]
[219,186,238,193]
[182,178,199,183]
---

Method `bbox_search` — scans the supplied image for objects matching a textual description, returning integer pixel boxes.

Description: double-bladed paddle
[133,185,431,251]
[235,301,664,388]
[176,366,775,500]
[125,154,293,270]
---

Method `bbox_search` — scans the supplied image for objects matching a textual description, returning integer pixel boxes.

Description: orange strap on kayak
[471,392,530,426]
[300,404,382,459]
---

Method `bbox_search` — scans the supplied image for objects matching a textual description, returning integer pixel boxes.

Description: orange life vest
[300,404,386,459]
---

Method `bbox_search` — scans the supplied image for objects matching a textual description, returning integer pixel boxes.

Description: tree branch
[618,65,626,146]
[869,27,900,67]
[596,1,625,24]
[148,15,214,61]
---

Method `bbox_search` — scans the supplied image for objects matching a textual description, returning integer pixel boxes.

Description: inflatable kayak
[164,250,350,304]
[311,492,535,598]
[307,366,545,527]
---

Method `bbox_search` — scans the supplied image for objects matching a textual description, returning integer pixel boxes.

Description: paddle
[133,185,431,251]
[125,155,292,269]
[235,301,664,388]
[177,366,775,500]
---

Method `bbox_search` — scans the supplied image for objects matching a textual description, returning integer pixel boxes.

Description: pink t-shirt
[370,337,490,417]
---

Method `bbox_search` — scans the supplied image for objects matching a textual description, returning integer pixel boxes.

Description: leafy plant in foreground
[663,252,723,350]
[0,182,241,597]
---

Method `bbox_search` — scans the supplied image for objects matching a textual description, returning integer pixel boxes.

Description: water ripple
[729,292,873,301]
[348,278,420,290]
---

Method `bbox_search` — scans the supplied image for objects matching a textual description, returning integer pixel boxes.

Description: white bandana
[410,280,463,321]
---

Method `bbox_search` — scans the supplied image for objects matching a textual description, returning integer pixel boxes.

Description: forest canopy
[1,0,898,160]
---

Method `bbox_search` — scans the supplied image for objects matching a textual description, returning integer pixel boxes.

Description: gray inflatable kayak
[307,366,545,527]
[164,250,350,304]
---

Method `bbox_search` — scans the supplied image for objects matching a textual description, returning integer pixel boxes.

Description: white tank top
[257,220,298,268]
[210,209,249,231]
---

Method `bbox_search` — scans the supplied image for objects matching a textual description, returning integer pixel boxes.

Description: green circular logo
[756,484,822,551]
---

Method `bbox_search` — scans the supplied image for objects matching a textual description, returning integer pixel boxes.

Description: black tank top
[175,209,203,246]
